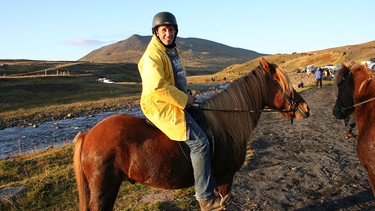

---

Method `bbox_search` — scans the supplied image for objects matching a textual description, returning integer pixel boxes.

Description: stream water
[0,108,144,159]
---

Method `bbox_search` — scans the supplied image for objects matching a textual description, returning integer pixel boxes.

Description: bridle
[336,71,375,115]
[192,72,300,118]
[265,72,300,114]
[336,72,353,115]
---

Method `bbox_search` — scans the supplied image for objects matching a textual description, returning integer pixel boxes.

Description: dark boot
[198,193,232,211]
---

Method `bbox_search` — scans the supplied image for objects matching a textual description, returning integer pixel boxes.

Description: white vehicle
[97,77,115,84]
[368,58,375,70]
[361,58,375,71]
[323,64,336,71]
[306,65,315,74]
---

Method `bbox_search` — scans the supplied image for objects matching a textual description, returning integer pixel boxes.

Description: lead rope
[191,103,295,113]
[352,97,375,108]
[178,142,190,162]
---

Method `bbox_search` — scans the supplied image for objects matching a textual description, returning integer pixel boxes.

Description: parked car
[368,58,375,70]
[306,65,316,74]
[323,64,336,71]
[292,68,301,73]
[331,70,337,79]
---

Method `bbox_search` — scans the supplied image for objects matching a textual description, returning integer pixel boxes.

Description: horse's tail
[73,132,89,211]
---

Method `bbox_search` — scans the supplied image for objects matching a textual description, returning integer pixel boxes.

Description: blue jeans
[184,112,216,200]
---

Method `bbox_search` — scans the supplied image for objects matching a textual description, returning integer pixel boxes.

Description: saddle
[144,107,203,128]
[144,107,215,160]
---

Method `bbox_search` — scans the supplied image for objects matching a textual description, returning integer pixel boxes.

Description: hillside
[187,40,375,84]
[79,34,267,75]
[2,40,374,84]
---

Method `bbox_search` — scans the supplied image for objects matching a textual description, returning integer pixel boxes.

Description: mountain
[79,34,267,75]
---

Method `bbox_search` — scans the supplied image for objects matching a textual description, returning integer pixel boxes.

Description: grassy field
[0,61,142,122]
[0,144,199,210]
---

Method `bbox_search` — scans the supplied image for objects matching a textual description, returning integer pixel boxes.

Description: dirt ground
[227,84,375,210]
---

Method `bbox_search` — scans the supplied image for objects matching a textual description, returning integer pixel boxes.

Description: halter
[336,72,375,114]
[265,72,300,114]
[192,72,300,116]
[336,72,353,114]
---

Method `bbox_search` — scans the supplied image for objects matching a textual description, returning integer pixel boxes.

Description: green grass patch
[0,145,199,210]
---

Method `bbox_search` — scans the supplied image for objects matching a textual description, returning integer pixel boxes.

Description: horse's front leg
[215,176,235,208]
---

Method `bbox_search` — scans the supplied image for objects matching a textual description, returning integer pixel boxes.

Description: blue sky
[0,0,373,61]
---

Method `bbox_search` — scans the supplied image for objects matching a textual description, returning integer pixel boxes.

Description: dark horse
[73,58,310,210]
[333,62,375,196]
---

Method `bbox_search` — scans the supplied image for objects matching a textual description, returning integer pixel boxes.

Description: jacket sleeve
[140,50,188,109]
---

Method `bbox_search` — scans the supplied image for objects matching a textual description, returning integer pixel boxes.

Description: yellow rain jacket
[138,35,188,141]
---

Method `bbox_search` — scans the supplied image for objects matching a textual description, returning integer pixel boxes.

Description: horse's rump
[78,113,194,189]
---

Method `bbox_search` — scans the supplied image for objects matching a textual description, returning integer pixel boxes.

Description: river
[0,108,144,159]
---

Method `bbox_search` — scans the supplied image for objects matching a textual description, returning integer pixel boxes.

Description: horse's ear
[341,63,352,75]
[260,57,274,74]
[341,63,353,71]
[341,63,347,69]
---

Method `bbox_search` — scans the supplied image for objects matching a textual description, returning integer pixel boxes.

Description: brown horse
[333,62,375,196]
[73,58,310,210]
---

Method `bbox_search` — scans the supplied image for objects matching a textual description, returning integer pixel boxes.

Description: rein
[341,97,375,111]
[191,104,294,113]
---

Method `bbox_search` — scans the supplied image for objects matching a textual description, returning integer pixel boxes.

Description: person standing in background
[315,67,322,88]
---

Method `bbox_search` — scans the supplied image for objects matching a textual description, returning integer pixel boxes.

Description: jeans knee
[187,137,210,154]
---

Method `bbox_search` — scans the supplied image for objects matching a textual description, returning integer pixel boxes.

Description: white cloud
[65,38,106,47]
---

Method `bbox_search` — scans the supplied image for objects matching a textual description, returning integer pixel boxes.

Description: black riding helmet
[152,12,178,47]
[152,12,178,34]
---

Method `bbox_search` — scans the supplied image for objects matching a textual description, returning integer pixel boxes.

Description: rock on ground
[0,186,28,204]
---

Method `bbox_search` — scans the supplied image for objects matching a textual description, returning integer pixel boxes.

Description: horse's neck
[203,85,263,169]
[203,76,264,145]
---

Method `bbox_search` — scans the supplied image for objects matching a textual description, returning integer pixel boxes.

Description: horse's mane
[350,63,375,94]
[200,63,293,164]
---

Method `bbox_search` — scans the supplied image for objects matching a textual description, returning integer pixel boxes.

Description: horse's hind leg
[89,178,121,210]
[85,159,123,210]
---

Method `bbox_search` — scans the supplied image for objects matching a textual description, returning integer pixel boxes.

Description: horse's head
[260,58,310,123]
[332,63,355,119]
